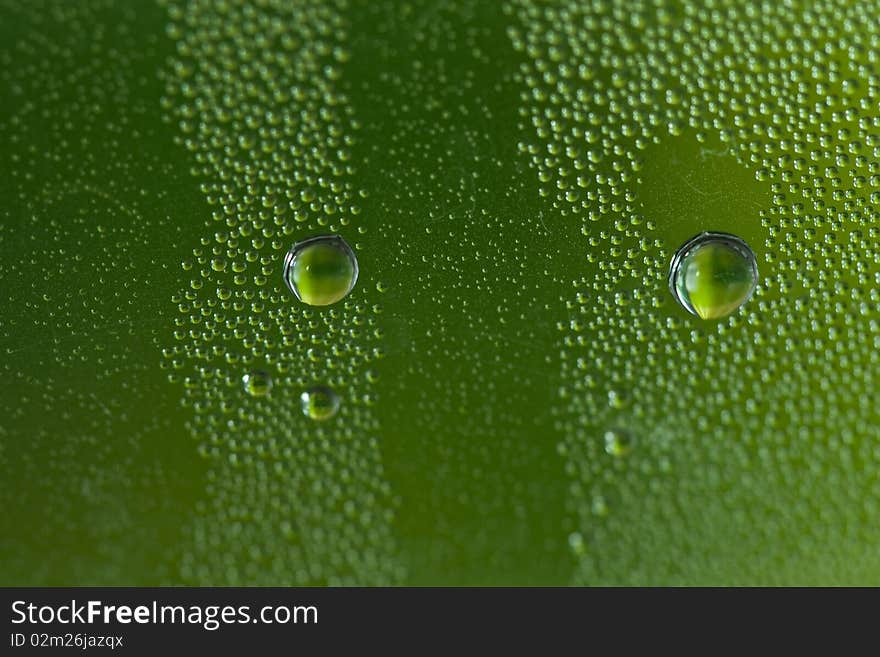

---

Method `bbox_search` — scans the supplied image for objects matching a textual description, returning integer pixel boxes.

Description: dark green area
[0,0,209,584]
[346,0,580,584]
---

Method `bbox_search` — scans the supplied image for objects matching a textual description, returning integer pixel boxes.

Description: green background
[2,0,880,585]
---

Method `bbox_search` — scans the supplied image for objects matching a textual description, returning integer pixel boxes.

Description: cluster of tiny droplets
[0,0,202,583]
[160,0,402,585]
[507,0,880,583]
[345,0,575,582]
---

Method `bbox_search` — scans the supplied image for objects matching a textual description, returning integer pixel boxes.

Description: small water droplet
[283,235,358,307]
[668,232,757,320]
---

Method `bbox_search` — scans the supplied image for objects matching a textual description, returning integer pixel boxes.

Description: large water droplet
[283,235,358,307]
[242,370,272,397]
[300,385,340,421]
[668,232,757,320]
[603,428,633,457]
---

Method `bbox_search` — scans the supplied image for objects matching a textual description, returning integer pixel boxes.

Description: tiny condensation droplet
[668,231,758,320]
[301,385,340,421]
[283,234,358,307]
[242,370,272,397]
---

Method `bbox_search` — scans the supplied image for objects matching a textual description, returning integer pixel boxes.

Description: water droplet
[242,370,272,397]
[300,385,340,421]
[604,428,633,457]
[568,531,587,556]
[591,494,610,518]
[283,235,358,307]
[607,388,630,409]
[668,232,758,320]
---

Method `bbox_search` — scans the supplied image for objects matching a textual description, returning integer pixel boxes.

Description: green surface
[1,0,880,585]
